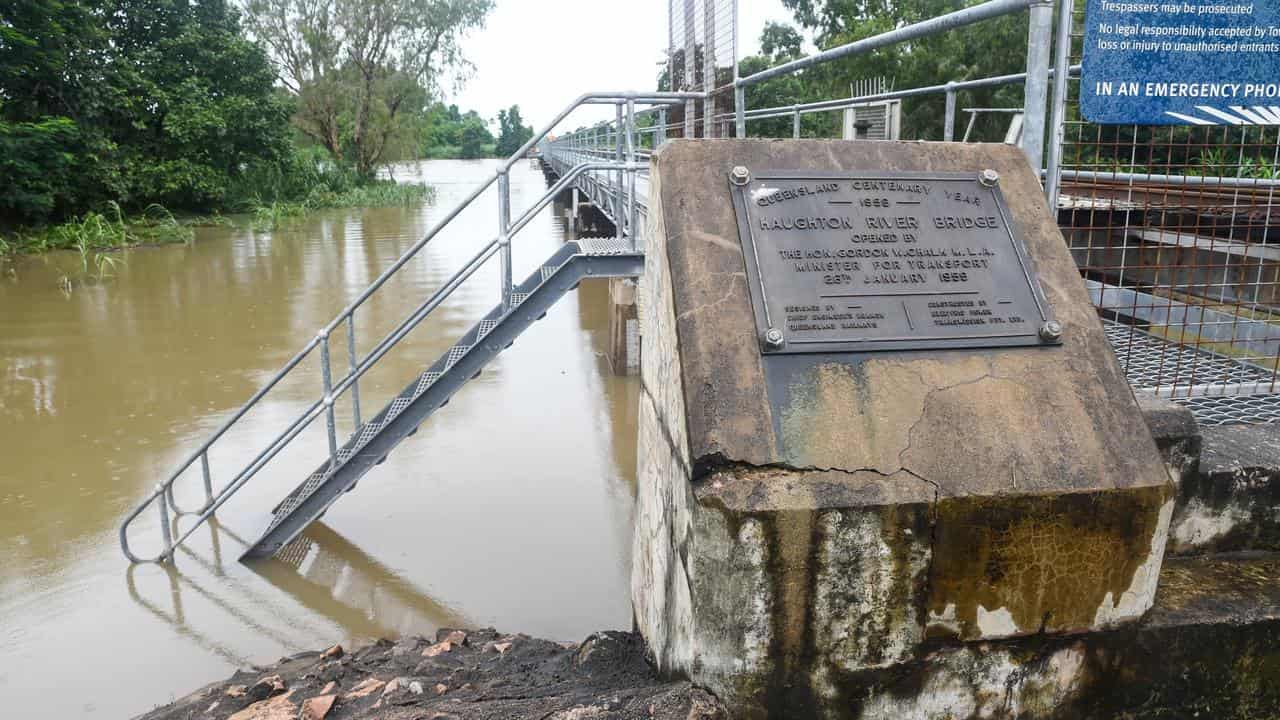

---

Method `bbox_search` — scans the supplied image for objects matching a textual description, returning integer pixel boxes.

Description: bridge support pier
[569,187,579,235]
[607,278,640,376]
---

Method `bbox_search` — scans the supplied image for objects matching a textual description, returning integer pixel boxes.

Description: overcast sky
[447,0,804,131]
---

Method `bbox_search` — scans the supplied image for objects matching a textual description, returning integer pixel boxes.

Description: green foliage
[740,2,1031,141]
[739,22,837,139]
[421,103,496,159]
[495,105,534,158]
[459,116,494,159]
[245,153,432,231]
[0,117,87,224]
[1,0,293,227]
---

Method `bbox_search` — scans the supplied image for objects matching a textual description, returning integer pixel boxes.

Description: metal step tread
[576,237,639,256]
[445,344,472,369]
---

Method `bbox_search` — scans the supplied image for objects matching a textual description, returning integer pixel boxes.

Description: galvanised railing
[120,90,699,563]
[728,0,1060,173]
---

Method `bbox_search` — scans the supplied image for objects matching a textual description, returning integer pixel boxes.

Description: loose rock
[342,677,385,700]
[421,640,453,657]
[139,630,727,720]
[225,691,295,720]
[298,694,335,720]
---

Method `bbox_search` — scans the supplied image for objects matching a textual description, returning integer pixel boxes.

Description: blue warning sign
[1081,0,1280,125]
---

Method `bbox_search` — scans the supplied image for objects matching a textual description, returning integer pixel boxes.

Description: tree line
[423,102,534,160]
[1,0,535,247]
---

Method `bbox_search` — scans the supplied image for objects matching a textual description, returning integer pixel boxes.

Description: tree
[494,105,533,158]
[244,0,493,177]
[737,22,836,139]
[0,0,293,225]
[457,113,493,159]
[101,0,294,207]
[759,21,803,61]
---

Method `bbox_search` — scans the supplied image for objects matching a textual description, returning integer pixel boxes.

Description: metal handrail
[121,90,696,563]
[738,66,1081,122]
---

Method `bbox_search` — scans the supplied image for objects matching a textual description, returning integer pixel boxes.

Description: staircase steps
[241,241,643,559]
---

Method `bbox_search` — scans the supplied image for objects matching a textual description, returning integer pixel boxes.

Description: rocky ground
[137,629,727,720]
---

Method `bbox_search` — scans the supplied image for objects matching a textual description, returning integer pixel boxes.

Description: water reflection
[254,524,469,638]
[127,518,468,663]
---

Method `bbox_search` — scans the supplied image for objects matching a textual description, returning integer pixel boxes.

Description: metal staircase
[243,239,641,559]
[120,91,697,564]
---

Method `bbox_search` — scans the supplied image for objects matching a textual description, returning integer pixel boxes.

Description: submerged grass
[1,203,192,256]
[248,181,432,231]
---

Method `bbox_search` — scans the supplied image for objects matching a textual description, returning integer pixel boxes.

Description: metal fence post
[658,107,667,145]
[793,106,802,139]
[732,0,742,137]
[199,451,213,510]
[626,99,638,246]
[319,331,338,469]
[498,168,512,308]
[156,485,173,561]
[1021,0,1055,173]
[1045,0,1075,208]
[615,103,625,241]
[346,314,362,429]
[735,85,746,138]
[944,82,957,141]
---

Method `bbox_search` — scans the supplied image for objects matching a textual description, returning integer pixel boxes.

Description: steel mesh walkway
[1104,320,1280,426]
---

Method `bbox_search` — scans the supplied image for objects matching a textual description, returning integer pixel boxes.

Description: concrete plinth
[632,140,1174,718]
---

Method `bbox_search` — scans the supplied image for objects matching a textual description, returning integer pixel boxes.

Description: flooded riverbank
[0,159,639,718]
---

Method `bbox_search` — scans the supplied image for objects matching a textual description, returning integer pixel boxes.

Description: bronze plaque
[729,170,1056,354]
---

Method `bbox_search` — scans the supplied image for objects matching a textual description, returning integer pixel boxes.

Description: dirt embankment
[137,628,727,720]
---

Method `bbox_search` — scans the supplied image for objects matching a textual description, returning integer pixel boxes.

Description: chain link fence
[666,0,736,138]
[1054,1,1280,423]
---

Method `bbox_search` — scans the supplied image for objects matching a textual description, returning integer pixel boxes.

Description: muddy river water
[0,159,639,718]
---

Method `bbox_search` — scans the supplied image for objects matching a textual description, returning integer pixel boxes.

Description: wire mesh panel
[1055,1,1280,415]
[666,0,736,137]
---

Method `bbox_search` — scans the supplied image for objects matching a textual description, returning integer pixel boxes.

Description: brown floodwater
[0,159,639,718]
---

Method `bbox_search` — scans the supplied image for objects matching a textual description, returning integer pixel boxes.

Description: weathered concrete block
[1169,422,1280,555]
[633,140,1174,717]
[1136,391,1202,488]
[848,554,1280,720]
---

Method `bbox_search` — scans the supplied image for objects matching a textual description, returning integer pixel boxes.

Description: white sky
[448,0,801,131]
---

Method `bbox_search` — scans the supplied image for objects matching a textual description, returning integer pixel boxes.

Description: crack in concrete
[640,381,692,478]
[675,271,747,323]
[696,456,939,496]
[896,370,1009,472]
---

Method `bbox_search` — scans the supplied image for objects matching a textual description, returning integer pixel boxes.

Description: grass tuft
[249,181,432,231]
[1,202,192,256]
